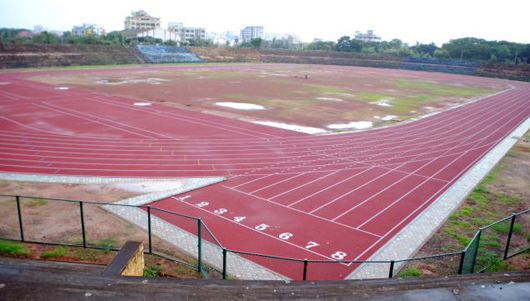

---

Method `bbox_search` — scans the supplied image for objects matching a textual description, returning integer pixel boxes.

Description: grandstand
[134,45,202,63]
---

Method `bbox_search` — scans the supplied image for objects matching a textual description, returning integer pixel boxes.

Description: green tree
[250,38,263,48]
[335,36,352,52]
[30,31,60,44]
[433,48,451,59]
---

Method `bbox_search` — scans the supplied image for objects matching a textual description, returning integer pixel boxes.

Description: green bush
[399,267,423,278]
[40,247,67,258]
[0,240,30,256]
[143,265,160,277]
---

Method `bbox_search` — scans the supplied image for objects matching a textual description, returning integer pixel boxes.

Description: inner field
[29,64,504,132]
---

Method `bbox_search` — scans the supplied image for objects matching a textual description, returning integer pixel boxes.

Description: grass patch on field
[399,267,423,278]
[40,247,67,258]
[394,79,497,97]
[26,198,48,207]
[0,240,30,256]
[306,84,352,94]
[143,265,161,277]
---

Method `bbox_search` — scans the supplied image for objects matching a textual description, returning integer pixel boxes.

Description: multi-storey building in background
[124,10,161,30]
[240,26,263,42]
[72,23,106,36]
[168,22,206,41]
[354,30,381,41]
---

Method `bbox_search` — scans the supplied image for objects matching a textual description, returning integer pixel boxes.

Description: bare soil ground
[0,179,216,278]
[400,130,530,277]
[31,64,504,132]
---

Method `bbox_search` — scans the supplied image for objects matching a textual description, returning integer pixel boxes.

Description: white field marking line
[242,112,447,181]
[0,91,23,101]
[349,104,530,227]
[86,84,512,144]
[2,85,520,155]
[293,126,472,210]
[31,103,159,140]
[283,167,376,206]
[267,169,343,200]
[328,96,530,217]
[0,128,150,141]
[174,197,357,265]
[306,91,529,164]
[247,172,311,194]
[16,80,74,97]
[0,141,502,175]
[0,122,510,165]
[311,97,528,216]
[0,115,116,138]
[229,174,276,189]
[218,186,382,238]
[0,89,31,100]
[0,163,228,174]
[0,87,518,147]
[41,101,176,139]
[353,113,530,261]
[0,142,502,175]
[321,91,530,166]
[0,119,512,164]
[0,116,515,163]
[91,96,277,140]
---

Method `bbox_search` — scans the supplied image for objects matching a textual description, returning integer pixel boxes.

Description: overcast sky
[1,0,529,45]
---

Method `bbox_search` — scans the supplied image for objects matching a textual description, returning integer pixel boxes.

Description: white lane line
[303,94,528,214]
[353,115,530,261]
[248,172,309,194]
[221,185,382,238]
[174,196,358,265]
[329,99,529,221]
[354,106,530,229]
[42,101,176,139]
[91,96,278,140]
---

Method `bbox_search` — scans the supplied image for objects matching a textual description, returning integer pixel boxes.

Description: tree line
[304,36,530,64]
[1,27,529,63]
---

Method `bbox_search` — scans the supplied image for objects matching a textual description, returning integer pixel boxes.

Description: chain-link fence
[0,194,527,281]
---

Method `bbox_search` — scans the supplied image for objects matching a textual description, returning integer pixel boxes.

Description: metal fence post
[503,214,517,260]
[79,201,86,248]
[458,250,466,274]
[16,196,24,242]
[388,261,395,278]
[198,218,203,274]
[147,206,153,254]
[222,248,227,280]
[303,259,308,281]
[470,230,482,273]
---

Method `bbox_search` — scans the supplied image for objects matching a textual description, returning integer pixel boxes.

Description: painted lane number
[331,251,347,260]
[255,224,269,231]
[279,232,293,240]
[214,208,227,214]
[305,241,320,249]
[196,202,209,207]
[233,216,246,223]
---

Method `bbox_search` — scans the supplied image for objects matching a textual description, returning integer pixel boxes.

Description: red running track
[1,64,529,280]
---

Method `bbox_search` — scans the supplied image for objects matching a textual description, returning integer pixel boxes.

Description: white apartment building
[168,22,206,41]
[124,10,161,30]
[354,30,381,41]
[72,23,106,36]
[240,26,264,42]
